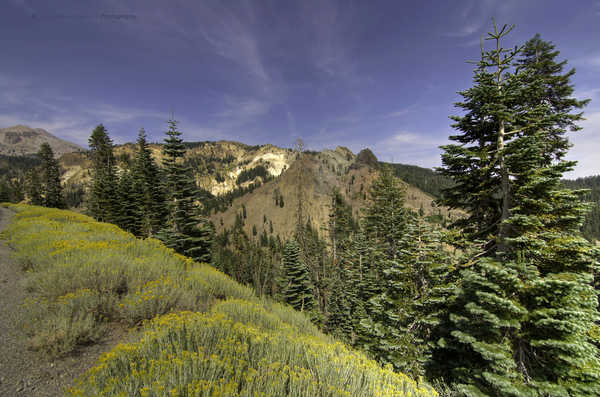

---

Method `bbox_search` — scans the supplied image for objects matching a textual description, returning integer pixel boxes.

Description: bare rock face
[350,148,379,170]
[0,125,83,157]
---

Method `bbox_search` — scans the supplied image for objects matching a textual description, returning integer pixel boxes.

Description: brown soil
[0,207,127,397]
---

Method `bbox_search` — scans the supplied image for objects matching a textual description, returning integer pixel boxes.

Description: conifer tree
[331,230,375,345]
[132,128,166,237]
[88,124,119,222]
[325,272,354,340]
[432,22,600,395]
[505,34,600,396]
[38,143,65,208]
[327,187,354,264]
[363,165,408,260]
[356,166,423,371]
[25,168,43,205]
[115,169,140,234]
[158,118,213,263]
[282,238,314,312]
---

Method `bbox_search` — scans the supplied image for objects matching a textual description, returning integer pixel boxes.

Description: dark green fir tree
[116,169,140,235]
[132,128,167,237]
[282,238,314,312]
[38,143,65,208]
[25,168,43,205]
[87,124,119,222]
[432,21,600,396]
[157,117,213,263]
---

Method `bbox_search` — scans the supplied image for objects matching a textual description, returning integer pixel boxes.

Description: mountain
[46,141,455,238]
[196,146,456,240]
[0,125,83,157]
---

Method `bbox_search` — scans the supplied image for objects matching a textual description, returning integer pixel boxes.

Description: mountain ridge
[0,125,83,157]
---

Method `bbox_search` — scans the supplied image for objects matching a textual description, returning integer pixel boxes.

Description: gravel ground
[0,207,127,396]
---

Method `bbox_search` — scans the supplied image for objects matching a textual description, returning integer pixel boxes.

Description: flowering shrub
[69,309,437,397]
[2,204,255,356]
[3,204,437,396]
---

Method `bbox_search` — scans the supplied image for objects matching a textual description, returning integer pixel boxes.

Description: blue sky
[1,0,599,177]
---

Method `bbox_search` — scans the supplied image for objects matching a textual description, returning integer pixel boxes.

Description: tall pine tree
[115,169,140,234]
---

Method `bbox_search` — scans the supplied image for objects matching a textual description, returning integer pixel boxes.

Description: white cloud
[381,131,448,146]
[566,110,600,178]
[384,105,416,119]
[571,55,600,71]
[0,72,175,146]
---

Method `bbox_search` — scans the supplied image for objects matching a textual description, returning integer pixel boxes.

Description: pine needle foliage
[115,169,140,235]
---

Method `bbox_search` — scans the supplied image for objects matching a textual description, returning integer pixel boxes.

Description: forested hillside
[384,162,454,199]
[562,175,600,242]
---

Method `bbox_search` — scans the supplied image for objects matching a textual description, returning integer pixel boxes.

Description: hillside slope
[209,148,456,240]
[1,204,437,396]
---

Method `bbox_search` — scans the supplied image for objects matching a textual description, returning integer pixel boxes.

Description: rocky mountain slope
[208,146,456,240]
[0,129,456,240]
[0,125,83,157]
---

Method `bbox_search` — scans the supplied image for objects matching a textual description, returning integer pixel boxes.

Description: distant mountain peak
[0,125,83,157]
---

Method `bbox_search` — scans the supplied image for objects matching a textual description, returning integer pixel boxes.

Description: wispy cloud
[445,0,495,38]
[0,72,172,146]
[379,131,448,147]
[370,130,451,166]
[197,3,270,83]
[574,87,600,101]
[303,0,363,87]
[445,0,521,45]
[286,110,297,136]
[384,104,417,119]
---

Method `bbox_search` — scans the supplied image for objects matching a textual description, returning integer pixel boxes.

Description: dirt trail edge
[0,207,125,397]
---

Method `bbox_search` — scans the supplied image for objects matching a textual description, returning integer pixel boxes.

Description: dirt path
[0,207,125,396]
